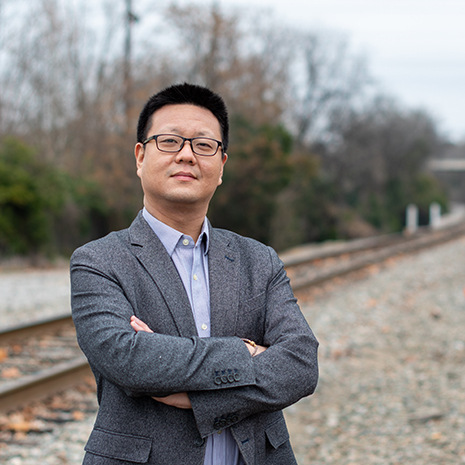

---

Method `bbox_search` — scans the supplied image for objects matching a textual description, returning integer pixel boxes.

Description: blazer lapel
[208,227,240,337]
[128,212,198,337]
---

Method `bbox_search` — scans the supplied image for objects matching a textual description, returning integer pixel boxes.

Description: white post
[406,204,418,234]
[429,202,441,229]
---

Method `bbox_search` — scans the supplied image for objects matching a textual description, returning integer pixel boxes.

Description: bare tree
[161,4,291,125]
[290,31,372,145]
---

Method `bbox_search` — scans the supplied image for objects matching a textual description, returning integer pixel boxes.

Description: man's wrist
[241,338,258,356]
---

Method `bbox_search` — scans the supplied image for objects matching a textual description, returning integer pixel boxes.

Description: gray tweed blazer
[70,211,318,465]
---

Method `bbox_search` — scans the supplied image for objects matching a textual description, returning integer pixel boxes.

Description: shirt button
[193,274,198,281]
[201,323,208,331]
[182,239,189,246]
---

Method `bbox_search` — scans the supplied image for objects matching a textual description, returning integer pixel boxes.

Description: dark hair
[137,83,229,152]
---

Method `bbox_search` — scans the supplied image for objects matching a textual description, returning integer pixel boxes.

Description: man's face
[135,104,227,215]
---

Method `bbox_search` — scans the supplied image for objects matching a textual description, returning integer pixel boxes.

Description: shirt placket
[191,237,210,338]
[179,234,210,338]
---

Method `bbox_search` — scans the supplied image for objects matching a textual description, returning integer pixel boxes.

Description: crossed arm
[71,241,318,436]
[129,315,267,409]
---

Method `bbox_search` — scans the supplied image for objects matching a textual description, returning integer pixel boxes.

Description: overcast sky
[176,0,465,142]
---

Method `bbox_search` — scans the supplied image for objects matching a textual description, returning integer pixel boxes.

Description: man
[70,83,318,465]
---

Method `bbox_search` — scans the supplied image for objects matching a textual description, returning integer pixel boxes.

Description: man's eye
[159,137,179,145]
[196,140,214,149]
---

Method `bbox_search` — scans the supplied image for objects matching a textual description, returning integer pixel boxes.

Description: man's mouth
[172,171,196,180]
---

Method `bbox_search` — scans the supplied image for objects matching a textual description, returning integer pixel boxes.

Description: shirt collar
[142,207,210,256]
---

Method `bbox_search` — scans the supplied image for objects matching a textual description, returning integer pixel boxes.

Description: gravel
[0,385,96,465]
[285,236,465,465]
[0,268,71,328]
[1,236,465,464]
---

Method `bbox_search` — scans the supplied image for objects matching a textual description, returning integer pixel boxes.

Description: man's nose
[175,140,196,163]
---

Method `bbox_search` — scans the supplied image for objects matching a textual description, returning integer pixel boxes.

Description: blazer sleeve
[70,242,256,396]
[189,245,319,438]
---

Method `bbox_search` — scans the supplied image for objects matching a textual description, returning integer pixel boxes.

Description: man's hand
[130,315,154,333]
[153,392,192,409]
[130,315,192,409]
[242,338,267,357]
[244,341,267,357]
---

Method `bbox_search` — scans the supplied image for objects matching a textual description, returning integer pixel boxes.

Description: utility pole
[123,0,138,135]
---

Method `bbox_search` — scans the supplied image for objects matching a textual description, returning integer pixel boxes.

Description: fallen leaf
[0,348,8,363]
[365,298,377,309]
[72,410,85,421]
[7,420,33,433]
[1,366,21,378]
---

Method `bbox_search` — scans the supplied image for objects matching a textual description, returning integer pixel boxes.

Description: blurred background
[1,3,465,463]
[1,0,464,259]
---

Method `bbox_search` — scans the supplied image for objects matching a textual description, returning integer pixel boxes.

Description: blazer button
[234,372,241,382]
[227,373,234,383]
[214,376,222,385]
[194,437,205,447]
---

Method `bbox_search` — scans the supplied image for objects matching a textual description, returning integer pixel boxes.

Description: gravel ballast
[1,236,464,464]
[286,236,465,464]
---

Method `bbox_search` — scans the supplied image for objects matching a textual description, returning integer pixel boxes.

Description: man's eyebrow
[154,127,178,134]
[157,128,215,137]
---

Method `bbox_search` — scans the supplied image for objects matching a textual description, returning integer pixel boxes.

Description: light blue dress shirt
[142,208,245,465]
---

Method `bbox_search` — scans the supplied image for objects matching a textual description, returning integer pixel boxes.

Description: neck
[144,201,207,242]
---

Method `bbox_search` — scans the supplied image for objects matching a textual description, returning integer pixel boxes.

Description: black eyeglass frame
[142,133,223,157]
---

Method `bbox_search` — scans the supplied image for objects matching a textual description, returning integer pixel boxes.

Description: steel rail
[0,356,91,413]
[287,222,465,290]
[280,232,405,268]
[0,313,86,413]
[0,313,73,346]
[280,221,465,268]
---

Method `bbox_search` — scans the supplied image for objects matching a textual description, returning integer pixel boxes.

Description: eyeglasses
[143,134,223,156]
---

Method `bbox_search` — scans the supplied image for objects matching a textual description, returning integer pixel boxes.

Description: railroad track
[0,314,91,413]
[282,222,465,291]
[1,220,465,415]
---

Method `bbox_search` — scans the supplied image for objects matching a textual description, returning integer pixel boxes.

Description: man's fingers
[255,344,267,356]
[152,393,192,409]
[130,315,154,333]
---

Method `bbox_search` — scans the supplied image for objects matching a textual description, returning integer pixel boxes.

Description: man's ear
[135,143,145,174]
[218,152,228,185]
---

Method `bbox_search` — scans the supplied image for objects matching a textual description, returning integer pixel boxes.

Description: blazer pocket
[85,427,152,463]
[236,292,267,339]
[265,416,290,449]
[241,291,266,311]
